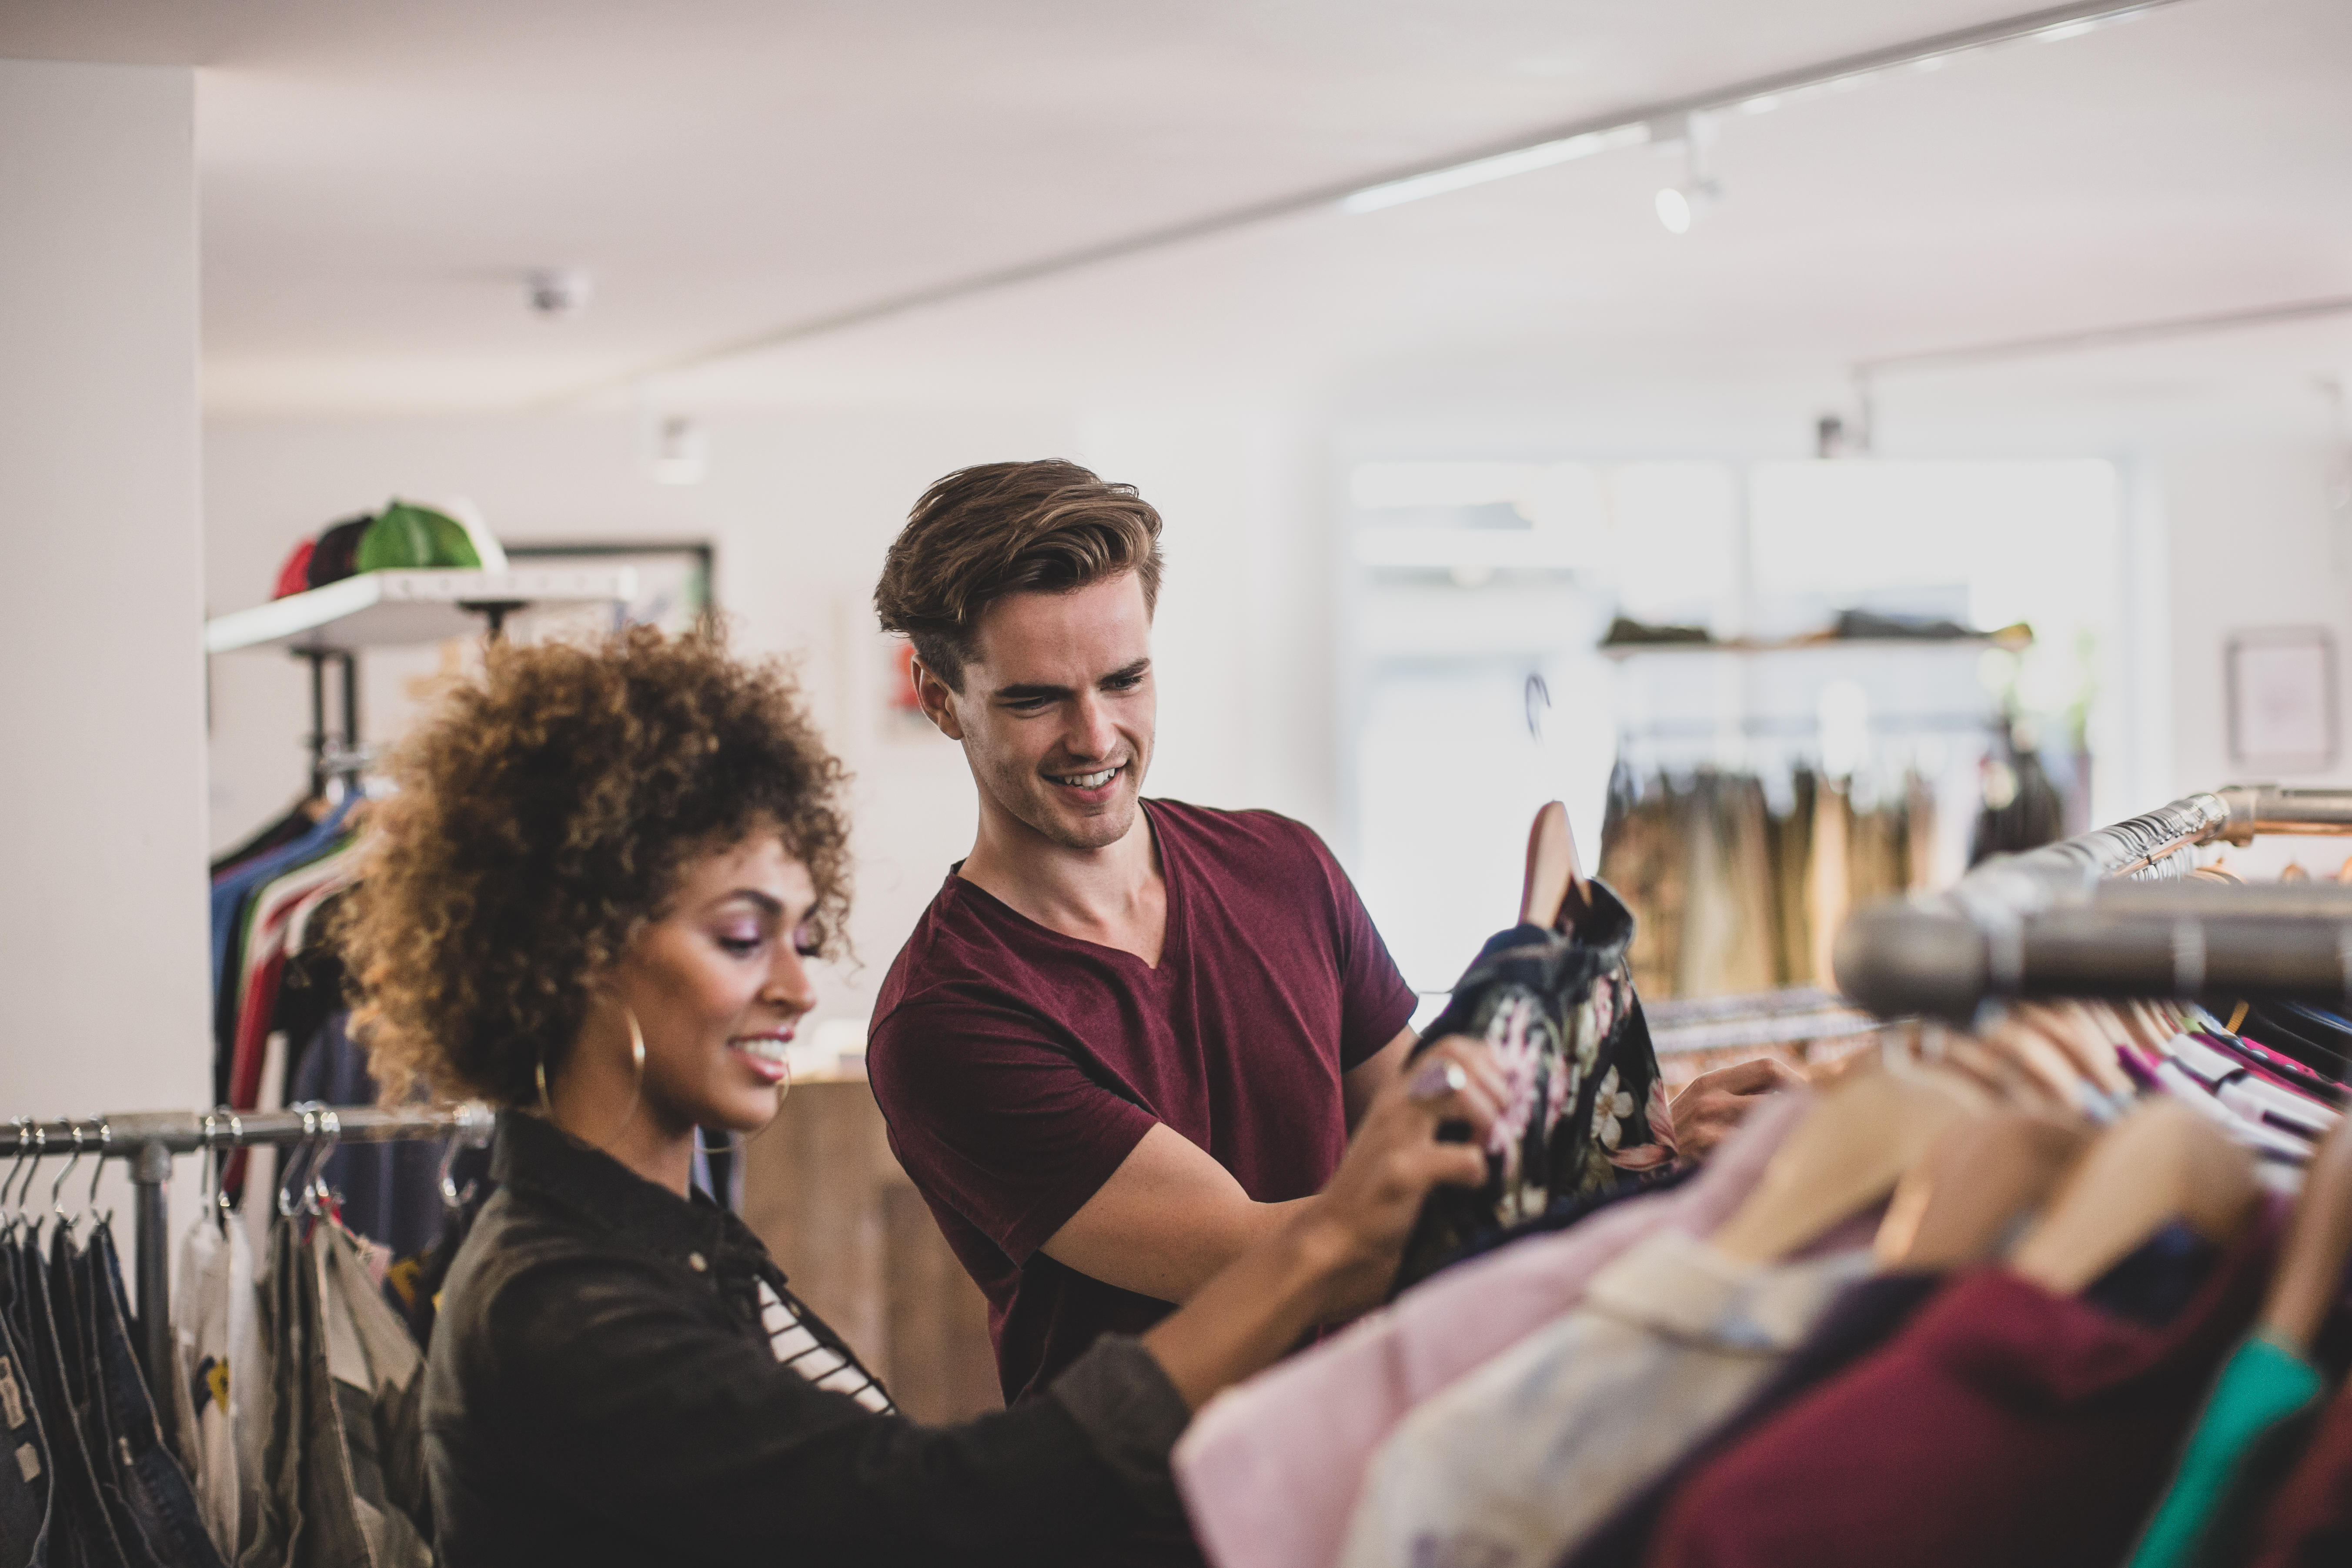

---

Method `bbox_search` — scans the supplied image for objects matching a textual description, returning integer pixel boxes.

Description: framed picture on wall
[504,541,715,638]
[2227,626,2338,772]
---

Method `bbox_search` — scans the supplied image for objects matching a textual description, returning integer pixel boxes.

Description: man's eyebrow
[992,680,1075,704]
[1101,659,1151,684]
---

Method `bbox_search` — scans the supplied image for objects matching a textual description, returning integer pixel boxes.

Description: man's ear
[909,656,966,741]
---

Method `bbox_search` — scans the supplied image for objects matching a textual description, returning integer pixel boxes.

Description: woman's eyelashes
[714,927,767,957]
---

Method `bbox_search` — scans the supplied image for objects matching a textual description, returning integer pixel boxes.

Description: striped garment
[757,1278,893,1413]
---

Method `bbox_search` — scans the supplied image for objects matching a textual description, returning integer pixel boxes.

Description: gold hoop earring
[612,1006,647,1140]
[536,1054,554,1118]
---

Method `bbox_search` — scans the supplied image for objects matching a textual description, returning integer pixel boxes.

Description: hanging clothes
[2241,1370,2352,1567]
[1338,1232,1869,1568]
[1170,1090,1809,1568]
[1390,881,1674,1291]
[1597,764,1932,1000]
[82,1223,225,1568]
[167,1212,259,1561]
[1646,1210,2281,1568]
[1558,1267,1948,1568]
[241,1215,434,1568]
[2125,1331,2326,1568]
[0,1303,54,1568]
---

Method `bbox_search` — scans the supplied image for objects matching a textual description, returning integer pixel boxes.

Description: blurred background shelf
[204,567,638,655]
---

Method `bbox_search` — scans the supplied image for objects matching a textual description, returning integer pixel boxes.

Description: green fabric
[354,501,480,573]
[2128,1332,2325,1568]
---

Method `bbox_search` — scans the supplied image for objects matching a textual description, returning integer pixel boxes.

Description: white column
[0,63,208,1157]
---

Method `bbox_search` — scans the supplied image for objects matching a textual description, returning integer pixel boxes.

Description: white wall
[0,60,207,1220]
[2153,438,2352,798]
[203,406,1336,1030]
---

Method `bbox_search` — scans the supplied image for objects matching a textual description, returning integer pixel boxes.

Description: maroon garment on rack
[1646,1209,2281,1568]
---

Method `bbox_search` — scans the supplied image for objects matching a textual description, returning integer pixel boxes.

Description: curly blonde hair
[337,626,851,1107]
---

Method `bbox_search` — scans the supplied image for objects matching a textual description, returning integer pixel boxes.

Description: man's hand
[1140,1036,1503,1407]
[1669,1056,1806,1160]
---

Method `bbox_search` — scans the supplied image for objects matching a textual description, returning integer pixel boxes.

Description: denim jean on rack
[61,1233,165,1568]
[85,1225,225,1568]
[23,1237,129,1568]
[0,1306,55,1568]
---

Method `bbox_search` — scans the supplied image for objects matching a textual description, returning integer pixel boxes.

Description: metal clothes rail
[1646,987,1884,1056]
[1833,786,2352,1022]
[0,1103,492,1393]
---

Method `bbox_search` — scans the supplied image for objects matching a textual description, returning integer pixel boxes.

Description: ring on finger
[1408,1059,1469,1104]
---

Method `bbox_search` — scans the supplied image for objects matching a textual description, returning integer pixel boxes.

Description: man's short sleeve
[1302,828,1420,1070]
[867,999,1159,1266]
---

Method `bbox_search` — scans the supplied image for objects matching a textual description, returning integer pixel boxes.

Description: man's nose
[1065,691,1118,759]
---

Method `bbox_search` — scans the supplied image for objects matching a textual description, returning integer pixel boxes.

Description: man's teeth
[735,1038,788,1063]
[1055,767,1118,789]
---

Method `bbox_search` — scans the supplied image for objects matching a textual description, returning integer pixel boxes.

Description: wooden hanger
[2258,1113,2352,1353]
[2009,1099,2260,1295]
[1520,800,1591,933]
[1874,1112,2091,1271]
[1934,1032,2068,1116]
[2030,1002,2141,1101]
[1711,1061,1982,1265]
[1978,1013,2096,1109]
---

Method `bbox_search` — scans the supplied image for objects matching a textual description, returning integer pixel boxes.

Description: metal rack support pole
[339,650,361,760]
[132,1139,174,1394]
[305,649,330,797]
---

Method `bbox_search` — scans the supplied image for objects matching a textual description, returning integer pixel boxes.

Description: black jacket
[424,1111,1193,1567]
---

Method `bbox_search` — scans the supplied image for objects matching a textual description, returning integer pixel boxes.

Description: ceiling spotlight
[527,267,594,318]
[1651,112,1722,234]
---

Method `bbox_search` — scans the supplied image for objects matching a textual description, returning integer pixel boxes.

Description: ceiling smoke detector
[527,267,594,318]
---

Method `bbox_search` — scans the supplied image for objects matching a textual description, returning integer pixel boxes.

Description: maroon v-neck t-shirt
[868,799,1417,1405]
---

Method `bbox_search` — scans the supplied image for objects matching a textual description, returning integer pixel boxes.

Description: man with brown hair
[866,458,1424,1423]
[865,460,1782,1436]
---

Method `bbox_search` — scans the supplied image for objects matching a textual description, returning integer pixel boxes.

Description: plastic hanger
[1519,800,1590,933]
[1874,1112,2090,1270]
[2258,1113,2352,1354]
[1711,1061,1983,1265]
[2009,1098,2260,1295]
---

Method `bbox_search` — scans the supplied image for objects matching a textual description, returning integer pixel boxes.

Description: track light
[1339,0,2174,220]
[1652,114,1721,234]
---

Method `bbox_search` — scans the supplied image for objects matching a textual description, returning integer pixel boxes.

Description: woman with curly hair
[337,625,1501,1568]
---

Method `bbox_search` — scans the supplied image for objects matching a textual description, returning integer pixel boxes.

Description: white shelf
[204,568,638,654]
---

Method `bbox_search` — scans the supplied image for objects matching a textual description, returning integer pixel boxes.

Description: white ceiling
[6,0,2349,418]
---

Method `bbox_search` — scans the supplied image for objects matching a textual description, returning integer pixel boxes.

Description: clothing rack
[0,1102,491,1394]
[1834,785,2352,1021]
[1645,987,1882,1056]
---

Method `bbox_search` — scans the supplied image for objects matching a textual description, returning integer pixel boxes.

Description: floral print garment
[1391,878,1675,1292]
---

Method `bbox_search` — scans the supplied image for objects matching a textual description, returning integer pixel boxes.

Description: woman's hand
[1140,1035,1502,1408]
[1288,1034,1505,1321]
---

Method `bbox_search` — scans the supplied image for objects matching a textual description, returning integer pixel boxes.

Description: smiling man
[865,460,1425,1427]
